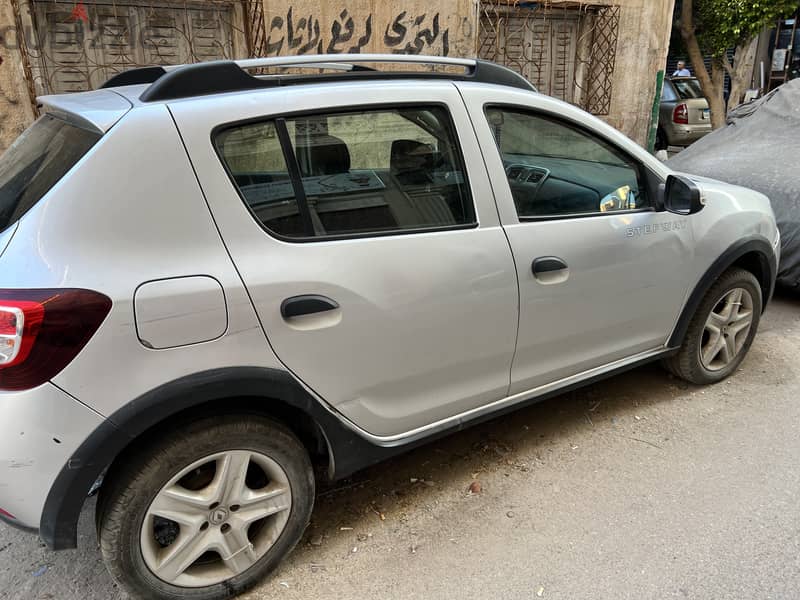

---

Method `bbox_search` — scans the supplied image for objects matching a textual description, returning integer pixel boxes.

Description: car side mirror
[663,174,705,215]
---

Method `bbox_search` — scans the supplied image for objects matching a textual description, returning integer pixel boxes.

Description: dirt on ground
[2,292,799,600]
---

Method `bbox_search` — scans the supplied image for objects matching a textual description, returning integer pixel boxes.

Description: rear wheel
[97,415,314,600]
[655,127,668,151]
[663,268,762,384]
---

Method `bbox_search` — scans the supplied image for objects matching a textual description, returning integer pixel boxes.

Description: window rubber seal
[274,117,315,237]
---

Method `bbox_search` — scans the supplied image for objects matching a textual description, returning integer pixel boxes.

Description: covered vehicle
[668,79,800,288]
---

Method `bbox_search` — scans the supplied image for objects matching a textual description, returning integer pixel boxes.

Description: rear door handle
[531,256,569,285]
[280,295,340,319]
[532,256,568,275]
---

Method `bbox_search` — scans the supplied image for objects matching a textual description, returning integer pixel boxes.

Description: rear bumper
[667,124,712,146]
[0,383,105,536]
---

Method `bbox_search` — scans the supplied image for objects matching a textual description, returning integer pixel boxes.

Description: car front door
[459,86,694,395]
[171,83,519,438]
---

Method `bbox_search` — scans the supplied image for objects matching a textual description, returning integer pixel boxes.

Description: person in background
[673,60,691,77]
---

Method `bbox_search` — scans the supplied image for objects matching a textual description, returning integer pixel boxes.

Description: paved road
[2,293,799,600]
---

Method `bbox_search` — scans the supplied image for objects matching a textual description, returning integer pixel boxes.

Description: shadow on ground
[302,363,687,540]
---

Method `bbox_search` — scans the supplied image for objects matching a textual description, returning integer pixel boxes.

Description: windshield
[671,79,705,100]
[0,114,101,232]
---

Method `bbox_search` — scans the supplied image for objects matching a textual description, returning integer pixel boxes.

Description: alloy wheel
[699,287,754,372]
[139,450,292,588]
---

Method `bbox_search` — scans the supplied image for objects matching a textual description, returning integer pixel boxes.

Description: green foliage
[694,0,797,56]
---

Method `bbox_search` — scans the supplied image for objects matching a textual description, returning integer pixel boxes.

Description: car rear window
[215,105,475,240]
[671,79,704,100]
[0,114,101,232]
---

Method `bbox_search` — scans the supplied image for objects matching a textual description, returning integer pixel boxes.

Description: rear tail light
[0,289,111,391]
[0,302,45,367]
[673,103,689,124]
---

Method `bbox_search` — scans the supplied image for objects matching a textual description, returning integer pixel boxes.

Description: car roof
[37,55,539,133]
[109,54,536,104]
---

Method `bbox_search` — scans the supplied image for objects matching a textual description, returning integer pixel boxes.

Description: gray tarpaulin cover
[668,79,800,288]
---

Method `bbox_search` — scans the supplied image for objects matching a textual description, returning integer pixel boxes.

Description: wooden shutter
[32,0,236,94]
[549,17,578,103]
[478,9,579,103]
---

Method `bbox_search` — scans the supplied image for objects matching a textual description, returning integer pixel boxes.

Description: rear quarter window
[0,115,101,232]
[672,79,704,100]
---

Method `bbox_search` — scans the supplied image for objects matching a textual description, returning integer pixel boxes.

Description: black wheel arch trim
[40,367,356,550]
[39,352,679,551]
[668,235,776,349]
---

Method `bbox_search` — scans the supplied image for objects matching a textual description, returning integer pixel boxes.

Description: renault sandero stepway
[0,55,779,599]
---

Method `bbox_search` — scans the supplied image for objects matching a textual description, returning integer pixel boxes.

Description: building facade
[0,0,675,151]
[759,9,799,92]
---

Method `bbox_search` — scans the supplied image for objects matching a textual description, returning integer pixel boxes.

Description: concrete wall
[588,0,675,145]
[0,0,674,151]
[260,0,674,146]
[0,2,36,153]
[619,0,676,144]
[262,0,476,58]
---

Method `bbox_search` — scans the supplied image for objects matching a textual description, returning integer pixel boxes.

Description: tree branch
[679,0,711,85]
[679,0,727,129]
[720,52,735,79]
[680,0,695,38]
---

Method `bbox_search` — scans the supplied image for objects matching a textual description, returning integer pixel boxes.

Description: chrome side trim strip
[324,346,668,446]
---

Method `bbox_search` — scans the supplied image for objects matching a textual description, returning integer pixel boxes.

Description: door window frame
[661,81,679,102]
[211,102,479,243]
[484,103,660,222]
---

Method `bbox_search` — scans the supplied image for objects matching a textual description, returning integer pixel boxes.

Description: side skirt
[329,347,674,477]
[40,348,672,551]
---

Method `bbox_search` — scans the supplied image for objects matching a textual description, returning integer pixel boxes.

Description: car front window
[486,107,647,219]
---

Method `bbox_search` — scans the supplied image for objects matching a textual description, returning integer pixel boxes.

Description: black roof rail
[100,54,535,102]
[101,66,167,89]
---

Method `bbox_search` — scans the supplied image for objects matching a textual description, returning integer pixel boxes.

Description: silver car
[0,54,779,600]
[656,77,713,150]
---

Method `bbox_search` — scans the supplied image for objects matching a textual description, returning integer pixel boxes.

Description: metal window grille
[478,0,620,115]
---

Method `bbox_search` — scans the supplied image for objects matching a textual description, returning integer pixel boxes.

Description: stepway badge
[626,219,688,238]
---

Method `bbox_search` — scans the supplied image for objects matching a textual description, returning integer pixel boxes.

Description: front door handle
[532,256,568,275]
[280,295,340,319]
[531,256,569,284]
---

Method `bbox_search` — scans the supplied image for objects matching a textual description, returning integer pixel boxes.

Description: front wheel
[97,415,315,600]
[663,268,762,385]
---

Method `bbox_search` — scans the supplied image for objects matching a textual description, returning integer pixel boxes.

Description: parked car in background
[656,77,713,150]
[0,54,779,600]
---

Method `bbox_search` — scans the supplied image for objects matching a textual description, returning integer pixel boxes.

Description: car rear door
[458,83,694,394]
[170,81,519,438]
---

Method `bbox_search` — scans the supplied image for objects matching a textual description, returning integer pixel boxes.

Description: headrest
[391,139,435,173]
[300,135,351,176]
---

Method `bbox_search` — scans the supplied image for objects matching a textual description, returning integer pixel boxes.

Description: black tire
[97,415,314,600]
[663,268,762,385]
[655,127,668,151]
